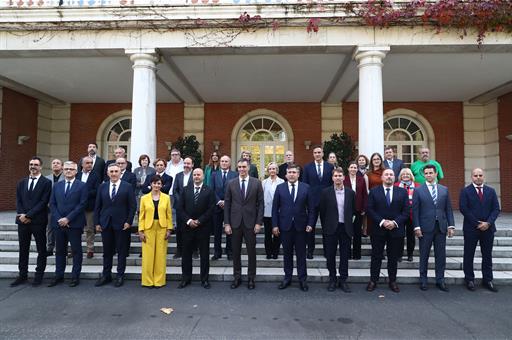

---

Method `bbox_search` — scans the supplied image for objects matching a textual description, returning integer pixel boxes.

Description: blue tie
[111,183,117,200]
[290,183,296,202]
[65,181,71,196]
[317,163,322,181]
[241,179,246,200]
[431,184,437,205]
[385,188,391,206]
[222,171,227,185]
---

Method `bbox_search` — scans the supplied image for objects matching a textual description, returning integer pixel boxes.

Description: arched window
[103,117,131,160]
[384,116,427,167]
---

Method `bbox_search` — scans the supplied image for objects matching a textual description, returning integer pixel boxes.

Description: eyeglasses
[116,162,126,165]
[171,153,179,156]
[63,168,77,171]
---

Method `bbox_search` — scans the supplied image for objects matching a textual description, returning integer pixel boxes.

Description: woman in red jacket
[344,161,368,260]
[394,168,419,262]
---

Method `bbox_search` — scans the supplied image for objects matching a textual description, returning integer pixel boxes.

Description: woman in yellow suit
[138,175,173,288]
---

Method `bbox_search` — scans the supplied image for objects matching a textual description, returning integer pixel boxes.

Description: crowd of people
[11,142,501,294]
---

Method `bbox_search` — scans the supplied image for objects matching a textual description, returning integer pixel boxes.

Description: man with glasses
[116,157,137,191]
[104,147,132,181]
[48,161,88,287]
[11,157,52,287]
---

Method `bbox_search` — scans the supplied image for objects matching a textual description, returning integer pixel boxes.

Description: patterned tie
[28,177,36,192]
[385,187,391,206]
[431,184,437,205]
[317,163,322,181]
[194,186,200,204]
[241,179,246,200]
[477,186,484,202]
[290,183,296,202]
[111,183,117,200]
[65,181,71,196]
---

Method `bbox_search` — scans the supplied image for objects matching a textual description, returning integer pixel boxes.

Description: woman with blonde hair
[394,168,419,262]
[262,162,284,259]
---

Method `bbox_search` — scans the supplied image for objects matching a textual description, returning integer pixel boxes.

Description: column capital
[353,46,390,67]
[126,49,160,68]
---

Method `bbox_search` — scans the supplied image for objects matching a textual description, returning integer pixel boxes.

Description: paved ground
[0,279,511,339]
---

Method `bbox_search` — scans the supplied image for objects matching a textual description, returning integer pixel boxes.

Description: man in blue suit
[94,163,137,287]
[460,168,500,292]
[272,164,315,292]
[211,155,238,260]
[48,161,88,287]
[366,169,409,293]
[412,164,455,292]
[172,156,195,259]
[302,145,334,259]
[383,146,404,182]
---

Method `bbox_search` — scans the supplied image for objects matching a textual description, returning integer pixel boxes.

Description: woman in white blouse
[262,162,285,259]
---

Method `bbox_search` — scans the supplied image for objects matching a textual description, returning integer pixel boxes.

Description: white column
[353,46,389,157]
[127,49,159,166]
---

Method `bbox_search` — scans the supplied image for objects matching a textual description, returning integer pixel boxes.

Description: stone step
[2,251,512,271]
[1,263,511,285]
[1,240,512,258]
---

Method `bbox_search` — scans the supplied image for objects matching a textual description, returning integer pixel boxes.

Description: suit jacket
[459,184,500,233]
[141,173,172,195]
[120,171,137,191]
[50,179,88,230]
[343,176,368,213]
[15,176,52,225]
[383,158,404,181]
[138,192,173,231]
[367,186,409,238]
[133,166,156,189]
[249,163,259,179]
[78,155,105,178]
[302,161,334,206]
[177,184,216,232]
[278,163,303,182]
[172,171,193,209]
[211,169,238,211]
[94,180,136,230]
[104,159,133,181]
[76,171,101,211]
[318,186,356,237]
[224,176,264,228]
[412,183,455,233]
[272,182,315,232]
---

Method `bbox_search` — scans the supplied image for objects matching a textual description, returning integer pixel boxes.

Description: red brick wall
[204,103,321,166]
[342,101,465,207]
[0,88,38,210]
[498,93,512,212]
[69,103,184,163]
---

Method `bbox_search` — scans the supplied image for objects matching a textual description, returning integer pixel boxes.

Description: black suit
[319,186,356,282]
[15,175,52,280]
[211,169,238,257]
[78,155,105,178]
[367,186,409,283]
[278,163,303,182]
[172,171,193,255]
[177,184,216,282]
[141,172,172,195]
[120,171,137,191]
[104,159,132,181]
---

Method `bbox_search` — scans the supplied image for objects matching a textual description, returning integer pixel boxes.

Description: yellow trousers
[141,221,169,287]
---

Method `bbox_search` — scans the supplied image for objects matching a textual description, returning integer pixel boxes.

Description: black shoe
[306,253,313,260]
[201,281,211,289]
[46,251,53,257]
[178,280,191,289]
[466,280,476,291]
[10,276,28,287]
[299,281,309,292]
[407,255,413,262]
[227,254,233,261]
[327,281,336,292]
[114,277,124,287]
[230,278,241,289]
[420,282,428,291]
[483,281,498,293]
[192,251,199,259]
[48,277,64,287]
[211,255,221,261]
[173,252,182,259]
[95,275,112,287]
[278,280,291,290]
[69,279,80,287]
[389,281,400,293]
[32,277,43,287]
[436,282,449,292]
[248,279,255,290]
[266,254,272,260]
[272,254,278,259]
[352,256,361,260]
[339,281,351,293]
[366,281,376,292]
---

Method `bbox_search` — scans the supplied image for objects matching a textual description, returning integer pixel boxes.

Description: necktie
[385,188,391,206]
[431,184,437,205]
[389,160,393,169]
[65,181,71,196]
[241,179,246,200]
[222,171,227,184]
[477,186,483,202]
[317,163,322,181]
[290,183,296,202]
[194,186,200,203]
[111,183,117,200]
[28,177,36,192]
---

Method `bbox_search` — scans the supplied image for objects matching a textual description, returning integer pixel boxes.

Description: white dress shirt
[109,180,121,199]
[27,174,42,190]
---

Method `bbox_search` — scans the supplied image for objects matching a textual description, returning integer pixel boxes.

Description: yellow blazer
[138,192,173,231]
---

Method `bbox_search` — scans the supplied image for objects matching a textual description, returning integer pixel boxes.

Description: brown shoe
[389,281,400,293]
[87,251,94,259]
[366,281,376,292]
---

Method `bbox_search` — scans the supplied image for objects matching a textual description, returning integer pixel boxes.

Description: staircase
[1,211,511,285]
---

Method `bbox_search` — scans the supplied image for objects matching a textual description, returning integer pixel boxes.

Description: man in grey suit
[45,158,65,256]
[412,164,455,292]
[224,159,264,290]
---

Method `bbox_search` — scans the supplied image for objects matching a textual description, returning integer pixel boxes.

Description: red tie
[477,187,483,202]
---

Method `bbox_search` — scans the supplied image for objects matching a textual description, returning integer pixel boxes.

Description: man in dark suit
[141,158,172,195]
[45,158,64,256]
[318,167,356,292]
[48,161,88,287]
[11,157,52,287]
[77,156,101,259]
[278,150,302,182]
[460,168,500,292]
[177,168,216,289]
[211,155,238,260]
[241,150,259,179]
[117,157,137,191]
[78,143,106,177]
[104,147,132,181]
[172,157,194,259]
[224,158,264,289]
[383,146,404,182]
[302,145,334,259]
[366,169,409,293]
[412,164,455,292]
[272,164,314,291]
[94,163,137,287]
